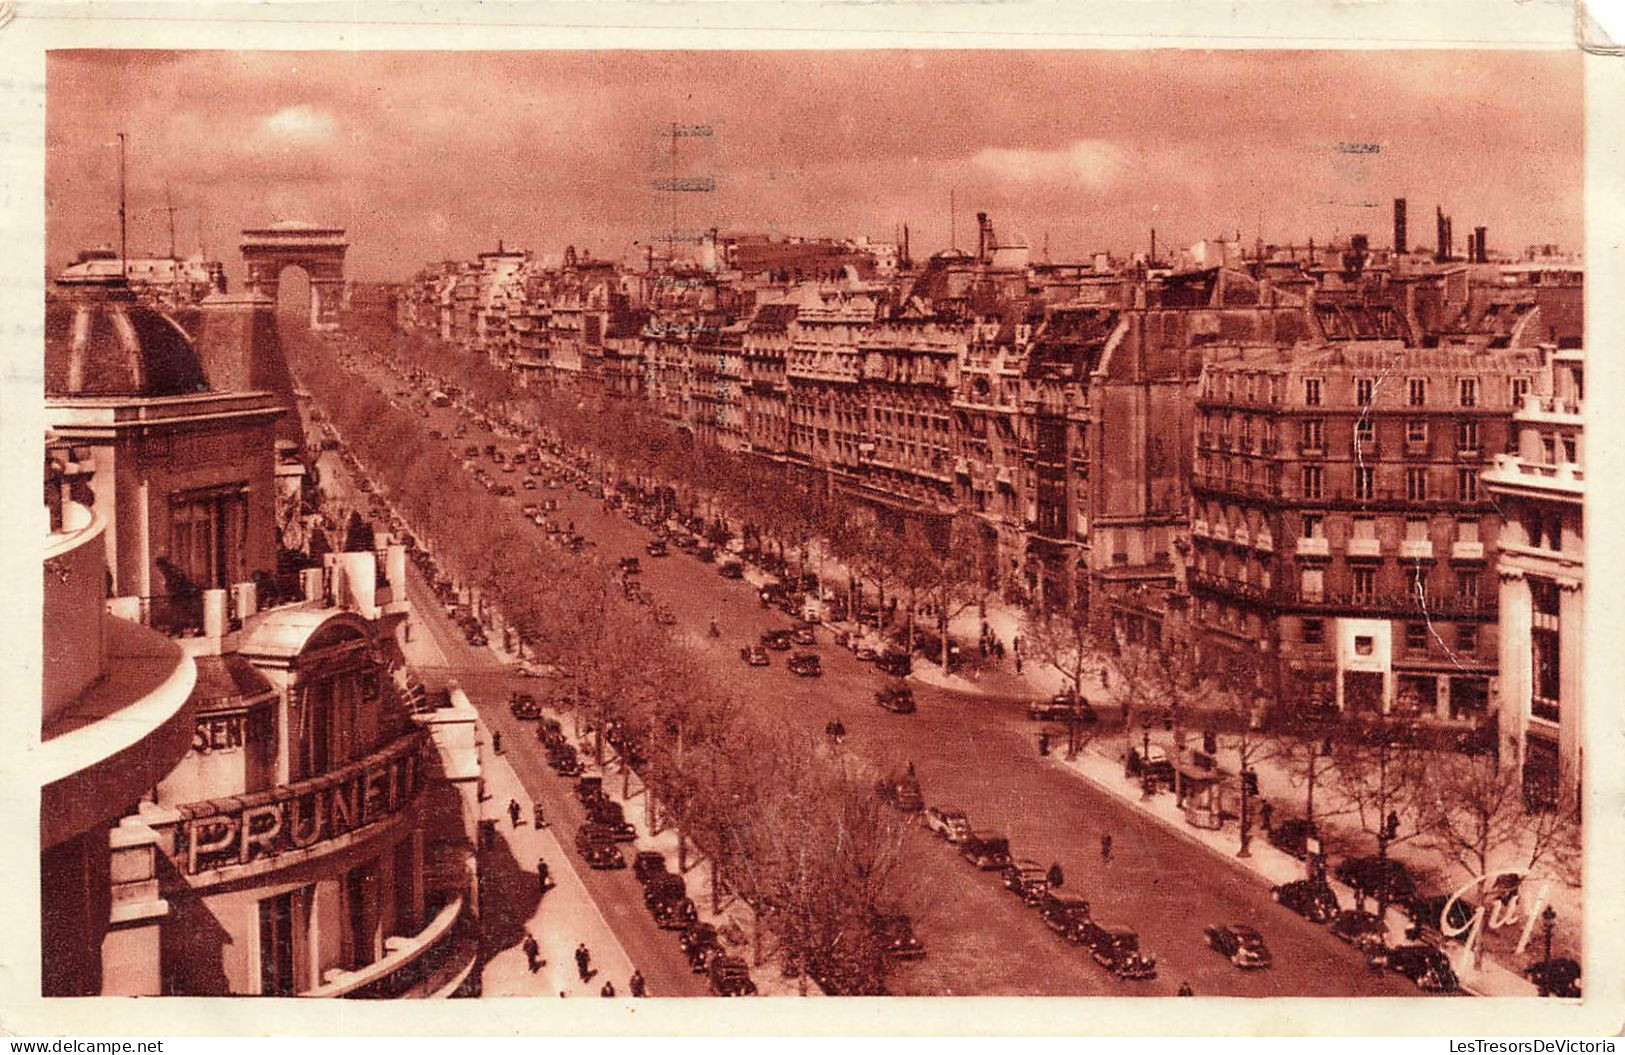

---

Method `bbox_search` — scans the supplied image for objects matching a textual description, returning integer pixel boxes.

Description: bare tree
[1332,716,1432,916]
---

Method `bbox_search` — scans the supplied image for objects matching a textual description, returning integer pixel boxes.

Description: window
[1406,623,1429,651]
[1301,618,1325,645]
[1542,434,1557,465]
[1408,378,1427,406]
[1457,421,1480,453]
[1456,518,1479,543]
[1406,419,1428,445]
[1353,567,1376,600]
[1302,466,1323,499]
[1301,418,1324,450]
[1405,467,1427,501]
[1458,467,1479,502]
[1563,436,1577,464]
[1459,378,1478,407]
[1356,378,1376,406]
[1456,570,1479,600]
[1304,378,1323,406]
[1457,623,1479,653]
[1355,417,1375,444]
[168,485,250,592]
[1302,514,1324,539]
[1531,577,1561,721]
[1356,465,1376,500]
[1512,377,1531,406]
[259,891,298,997]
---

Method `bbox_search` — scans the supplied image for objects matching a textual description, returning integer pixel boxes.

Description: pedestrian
[1101,668,1111,689]
[534,803,549,828]
[492,730,504,755]
[1259,800,1274,834]
[1047,863,1065,889]
[600,980,616,998]
[1015,653,1023,675]
[523,933,542,973]
[1100,833,1113,863]
[1013,634,1022,658]
[629,970,646,998]
[1038,732,1050,756]
[575,942,591,982]
[508,798,522,828]
[1177,981,1194,997]
[537,858,551,893]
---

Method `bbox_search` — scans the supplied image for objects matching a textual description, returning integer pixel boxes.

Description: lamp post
[1538,905,1557,996]
[1140,718,1153,800]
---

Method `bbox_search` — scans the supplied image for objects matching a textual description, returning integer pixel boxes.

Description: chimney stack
[1393,198,1408,254]
[1474,225,1488,264]
[1435,206,1447,262]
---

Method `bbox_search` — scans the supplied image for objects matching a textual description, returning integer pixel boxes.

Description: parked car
[1524,957,1582,998]
[923,805,971,843]
[1385,943,1461,993]
[575,776,604,803]
[960,832,1013,871]
[1266,817,1323,860]
[655,896,699,930]
[739,645,771,667]
[1329,909,1387,947]
[695,545,717,563]
[1028,692,1097,723]
[575,822,623,852]
[1083,926,1158,980]
[619,556,642,575]
[875,683,916,714]
[633,852,668,885]
[787,652,822,677]
[717,558,744,579]
[876,652,913,677]
[643,874,686,910]
[1335,856,1419,909]
[1204,923,1274,969]
[1001,859,1051,903]
[876,771,924,812]
[580,841,625,870]
[687,941,725,975]
[680,922,718,958]
[1038,895,1094,943]
[1271,878,1341,923]
[760,628,794,651]
[708,956,758,997]
[645,539,668,557]
[1406,892,1478,942]
[509,692,542,720]
[790,623,817,646]
[875,914,925,961]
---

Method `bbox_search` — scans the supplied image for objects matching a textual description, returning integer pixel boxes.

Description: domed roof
[45,280,209,398]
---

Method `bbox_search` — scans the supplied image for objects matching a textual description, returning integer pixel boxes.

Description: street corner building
[39,270,482,998]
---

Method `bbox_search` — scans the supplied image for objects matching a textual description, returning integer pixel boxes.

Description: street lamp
[1538,905,1558,996]
[1139,718,1154,800]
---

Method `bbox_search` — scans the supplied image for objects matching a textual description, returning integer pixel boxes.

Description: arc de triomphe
[240,221,349,330]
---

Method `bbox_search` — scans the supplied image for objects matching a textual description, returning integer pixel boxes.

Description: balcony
[1455,446,1485,463]
[1254,530,1274,553]
[1451,540,1486,562]
[1286,589,1497,619]
[1298,441,1326,458]
[1346,537,1383,559]
[1294,536,1330,558]
[1351,439,1381,459]
[1190,570,1279,605]
[1399,539,1435,561]
[1210,520,1231,542]
[1403,438,1432,458]
[305,894,475,999]
[1191,517,1211,538]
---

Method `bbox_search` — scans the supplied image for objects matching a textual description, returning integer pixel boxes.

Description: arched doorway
[240,222,349,330]
[274,263,313,329]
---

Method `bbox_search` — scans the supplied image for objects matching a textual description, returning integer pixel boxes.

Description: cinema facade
[41,275,481,998]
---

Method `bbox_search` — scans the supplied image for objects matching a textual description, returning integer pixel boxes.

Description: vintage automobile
[644,874,687,911]
[855,645,881,663]
[580,840,625,871]
[791,623,817,646]
[708,956,758,997]
[654,896,699,930]
[1204,923,1274,969]
[588,803,637,841]
[739,645,771,667]
[633,852,668,885]
[549,751,583,777]
[1270,878,1341,923]
[787,652,822,677]
[1001,859,1051,903]
[875,683,916,714]
[875,914,926,961]
[574,822,623,852]
[1028,692,1097,723]
[1406,892,1479,942]
[1328,909,1387,947]
[876,771,924,813]
[760,628,794,651]
[1385,943,1461,993]
[680,922,718,959]
[509,692,543,720]
[1038,895,1094,943]
[1266,817,1323,860]
[923,805,972,844]
[687,941,725,974]
[619,556,642,575]
[960,832,1013,871]
[1085,926,1158,981]
[575,775,605,804]
[717,559,745,579]
[645,539,669,558]
[695,545,717,563]
[1524,957,1582,999]
[876,652,912,677]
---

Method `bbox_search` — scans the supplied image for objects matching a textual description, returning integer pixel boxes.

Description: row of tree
[290,322,916,994]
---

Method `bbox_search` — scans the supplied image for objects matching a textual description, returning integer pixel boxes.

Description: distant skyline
[46,50,1582,287]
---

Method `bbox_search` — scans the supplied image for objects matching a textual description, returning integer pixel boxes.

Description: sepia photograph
[12,6,1621,1038]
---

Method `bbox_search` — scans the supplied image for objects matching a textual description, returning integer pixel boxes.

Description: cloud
[969,140,1124,188]
[263,104,336,141]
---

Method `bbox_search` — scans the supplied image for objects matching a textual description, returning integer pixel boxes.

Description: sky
[45,50,1582,285]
